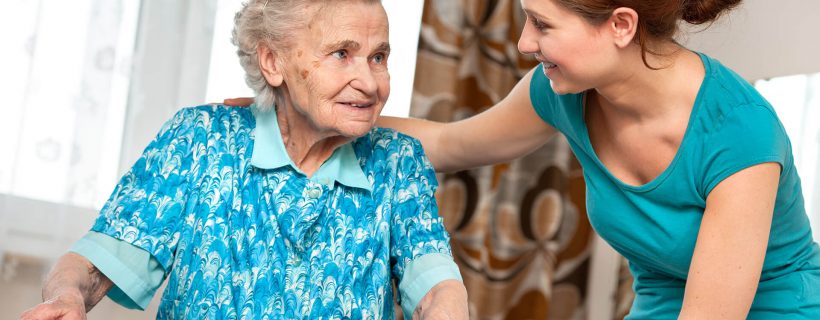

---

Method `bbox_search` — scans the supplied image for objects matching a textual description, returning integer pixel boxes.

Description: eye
[331,50,348,60]
[529,16,550,32]
[371,53,386,64]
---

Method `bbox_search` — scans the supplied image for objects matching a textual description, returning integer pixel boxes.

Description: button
[308,188,322,199]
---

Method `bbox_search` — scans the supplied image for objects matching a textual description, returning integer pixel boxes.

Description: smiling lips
[340,101,374,108]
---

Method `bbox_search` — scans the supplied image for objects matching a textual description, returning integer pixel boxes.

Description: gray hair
[232,0,381,111]
[232,0,310,111]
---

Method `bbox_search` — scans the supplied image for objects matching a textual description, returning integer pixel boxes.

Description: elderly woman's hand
[20,253,111,320]
[413,280,469,320]
[19,291,87,320]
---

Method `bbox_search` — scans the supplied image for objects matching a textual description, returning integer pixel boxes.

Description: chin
[550,81,586,95]
[339,124,374,138]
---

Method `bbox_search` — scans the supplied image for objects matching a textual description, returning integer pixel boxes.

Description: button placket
[305,181,324,200]
[308,188,322,199]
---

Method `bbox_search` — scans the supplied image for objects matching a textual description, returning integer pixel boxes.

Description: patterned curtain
[408,0,594,318]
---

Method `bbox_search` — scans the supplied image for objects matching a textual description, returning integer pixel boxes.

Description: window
[0,0,140,209]
[756,73,820,241]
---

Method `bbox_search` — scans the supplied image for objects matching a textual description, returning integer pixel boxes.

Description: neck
[593,44,704,123]
[276,105,350,177]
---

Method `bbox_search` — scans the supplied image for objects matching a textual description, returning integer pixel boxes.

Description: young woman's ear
[257,44,285,87]
[609,7,639,48]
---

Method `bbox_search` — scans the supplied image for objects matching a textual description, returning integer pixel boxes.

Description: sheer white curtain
[0,0,140,269]
[0,0,139,209]
[756,73,820,241]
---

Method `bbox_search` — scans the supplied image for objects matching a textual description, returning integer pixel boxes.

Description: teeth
[545,62,557,68]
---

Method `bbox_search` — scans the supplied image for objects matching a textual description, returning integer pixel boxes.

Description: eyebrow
[524,9,551,22]
[323,40,391,55]
[324,40,360,52]
[374,42,391,55]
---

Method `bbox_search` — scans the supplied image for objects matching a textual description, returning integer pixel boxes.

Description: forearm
[378,70,555,173]
[377,116,452,171]
[378,115,523,173]
[413,279,468,320]
[43,252,114,311]
[679,163,778,319]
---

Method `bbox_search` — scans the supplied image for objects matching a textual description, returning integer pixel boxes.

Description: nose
[517,23,539,56]
[350,58,379,95]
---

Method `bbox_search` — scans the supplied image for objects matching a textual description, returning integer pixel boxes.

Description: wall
[682,0,820,81]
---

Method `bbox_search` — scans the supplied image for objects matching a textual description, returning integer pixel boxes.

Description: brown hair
[553,0,742,69]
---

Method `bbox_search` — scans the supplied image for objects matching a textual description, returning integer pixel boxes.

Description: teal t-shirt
[530,52,820,319]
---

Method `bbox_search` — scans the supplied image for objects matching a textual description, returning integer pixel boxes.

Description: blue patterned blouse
[71,105,461,319]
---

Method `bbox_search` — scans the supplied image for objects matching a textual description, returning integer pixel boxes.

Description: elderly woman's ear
[257,44,284,87]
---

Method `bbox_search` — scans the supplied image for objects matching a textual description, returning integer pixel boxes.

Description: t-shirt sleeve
[89,107,198,273]
[388,135,461,316]
[529,64,561,127]
[528,64,584,134]
[700,104,789,197]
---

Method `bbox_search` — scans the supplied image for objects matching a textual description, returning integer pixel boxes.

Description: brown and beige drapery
[406,1,595,318]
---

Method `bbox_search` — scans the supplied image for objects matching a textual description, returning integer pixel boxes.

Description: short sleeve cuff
[69,232,164,310]
[398,253,463,317]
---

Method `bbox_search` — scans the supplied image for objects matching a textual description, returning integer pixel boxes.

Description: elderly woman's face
[278,1,390,138]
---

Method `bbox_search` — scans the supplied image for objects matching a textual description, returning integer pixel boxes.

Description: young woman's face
[517,0,618,94]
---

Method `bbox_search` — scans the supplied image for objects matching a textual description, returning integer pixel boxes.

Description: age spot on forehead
[297,50,303,57]
[301,69,309,79]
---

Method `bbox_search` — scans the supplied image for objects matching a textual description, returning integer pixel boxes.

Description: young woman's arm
[378,68,556,172]
[679,162,780,319]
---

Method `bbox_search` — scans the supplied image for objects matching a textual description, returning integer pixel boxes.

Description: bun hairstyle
[554,0,743,68]
[682,0,742,25]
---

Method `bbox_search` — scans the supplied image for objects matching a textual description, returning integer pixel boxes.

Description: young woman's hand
[222,97,254,107]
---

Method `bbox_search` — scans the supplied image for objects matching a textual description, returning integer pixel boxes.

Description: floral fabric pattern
[91,105,453,319]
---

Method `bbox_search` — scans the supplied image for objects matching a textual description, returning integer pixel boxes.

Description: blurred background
[0,0,818,319]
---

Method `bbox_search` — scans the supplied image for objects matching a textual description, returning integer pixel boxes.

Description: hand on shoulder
[222,97,254,107]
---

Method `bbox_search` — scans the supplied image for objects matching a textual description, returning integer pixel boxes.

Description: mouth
[542,61,557,70]
[339,101,375,109]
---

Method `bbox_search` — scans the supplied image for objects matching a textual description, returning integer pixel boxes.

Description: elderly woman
[20,0,467,319]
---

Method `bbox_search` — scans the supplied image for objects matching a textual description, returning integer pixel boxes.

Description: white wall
[682,0,820,81]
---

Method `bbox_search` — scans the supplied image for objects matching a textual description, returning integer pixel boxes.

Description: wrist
[47,288,86,307]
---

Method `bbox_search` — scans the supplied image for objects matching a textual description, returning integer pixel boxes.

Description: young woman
[228,0,820,318]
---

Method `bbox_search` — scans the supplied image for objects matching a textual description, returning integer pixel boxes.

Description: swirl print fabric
[90,105,453,319]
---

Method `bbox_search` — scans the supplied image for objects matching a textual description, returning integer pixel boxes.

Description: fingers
[20,301,86,320]
[222,97,254,107]
[20,304,62,320]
